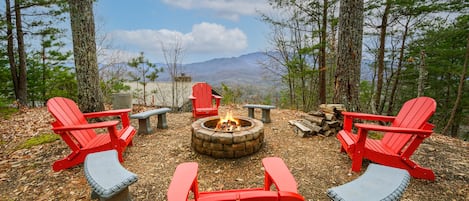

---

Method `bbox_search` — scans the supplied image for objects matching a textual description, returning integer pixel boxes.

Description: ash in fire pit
[191,113,264,158]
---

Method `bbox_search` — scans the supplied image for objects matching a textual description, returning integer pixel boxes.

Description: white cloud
[107,22,247,62]
[162,0,272,21]
[189,22,247,52]
[97,48,140,64]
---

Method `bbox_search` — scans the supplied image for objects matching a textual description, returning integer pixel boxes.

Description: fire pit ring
[191,116,264,158]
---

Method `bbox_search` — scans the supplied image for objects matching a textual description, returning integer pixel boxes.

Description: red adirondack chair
[47,97,136,171]
[189,82,222,119]
[167,157,305,201]
[336,96,437,180]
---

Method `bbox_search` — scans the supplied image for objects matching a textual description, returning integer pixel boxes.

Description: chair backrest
[382,97,436,153]
[47,97,97,146]
[192,82,214,108]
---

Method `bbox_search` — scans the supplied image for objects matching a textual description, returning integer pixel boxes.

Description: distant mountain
[158,52,275,87]
[103,51,374,88]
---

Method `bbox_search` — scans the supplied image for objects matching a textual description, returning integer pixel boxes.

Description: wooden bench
[130,108,171,134]
[243,104,276,123]
[327,163,411,201]
[84,150,138,201]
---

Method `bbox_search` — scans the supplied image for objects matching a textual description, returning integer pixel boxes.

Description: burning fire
[216,111,240,132]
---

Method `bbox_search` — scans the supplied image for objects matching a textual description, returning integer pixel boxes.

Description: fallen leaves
[0,106,467,200]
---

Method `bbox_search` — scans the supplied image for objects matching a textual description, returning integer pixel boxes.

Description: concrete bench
[243,104,276,123]
[130,108,171,134]
[84,150,138,201]
[327,163,411,201]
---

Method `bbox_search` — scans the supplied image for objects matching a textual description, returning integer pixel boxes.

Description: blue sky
[94,0,273,64]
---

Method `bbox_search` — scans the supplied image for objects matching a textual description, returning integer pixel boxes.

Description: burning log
[216,111,240,132]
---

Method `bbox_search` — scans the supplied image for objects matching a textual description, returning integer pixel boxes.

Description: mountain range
[157,52,275,87]
[115,51,374,88]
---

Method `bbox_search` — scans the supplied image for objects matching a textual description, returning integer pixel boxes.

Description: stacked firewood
[289,104,346,137]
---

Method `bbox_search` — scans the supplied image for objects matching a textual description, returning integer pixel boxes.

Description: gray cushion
[327,163,410,201]
[84,150,138,199]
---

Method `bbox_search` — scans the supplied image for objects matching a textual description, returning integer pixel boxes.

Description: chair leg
[351,152,364,172]
[406,164,435,181]
[53,155,85,172]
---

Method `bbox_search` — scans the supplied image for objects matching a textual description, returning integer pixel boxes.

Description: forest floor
[0,105,468,201]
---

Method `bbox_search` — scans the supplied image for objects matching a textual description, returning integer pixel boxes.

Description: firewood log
[303,115,325,126]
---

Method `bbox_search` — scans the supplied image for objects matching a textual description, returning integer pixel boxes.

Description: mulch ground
[0,105,468,201]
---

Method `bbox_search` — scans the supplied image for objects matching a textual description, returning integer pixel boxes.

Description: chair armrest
[83,109,131,118]
[213,95,222,108]
[355,123,433,137]
[262,157,298,193]
[52,121,120,132]
[342,112,396,131]
[83,109,131,128]
[278,191,305,201]
[167,162,199,201]
[342,111,396,122]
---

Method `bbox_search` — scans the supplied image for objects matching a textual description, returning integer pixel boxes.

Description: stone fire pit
[191,116,264,158]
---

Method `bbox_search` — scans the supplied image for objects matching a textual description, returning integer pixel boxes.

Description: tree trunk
[442,34,469,136]
[68,0,104,112]
[387,16,410,115]
[5,0,19,102]
[14,0,28,107]
[374,1,391,114]
[318,0,328,104]
[417,50,427,97]
[334,0,364,112]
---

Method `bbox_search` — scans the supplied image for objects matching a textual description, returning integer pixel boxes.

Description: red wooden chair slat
[47,97,136,171]
[336,97,436,180]
[167,157,305,201]
[189,82,222,119]
[262,157,298,193]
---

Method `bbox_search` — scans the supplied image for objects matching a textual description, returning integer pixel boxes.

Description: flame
[216,111,240,131]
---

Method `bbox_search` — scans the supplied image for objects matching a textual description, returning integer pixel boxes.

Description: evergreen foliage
[127,52,163,106]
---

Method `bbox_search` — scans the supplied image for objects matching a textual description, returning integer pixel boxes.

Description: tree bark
[68,0,104,112]
[417,50,427,97]
[374,1,391,114]
[334,0,364,112]
[387,16,410,116]
[318,0,328,104]
[5,0,19,102]
[442,34,469,136]
[14,0,28,107]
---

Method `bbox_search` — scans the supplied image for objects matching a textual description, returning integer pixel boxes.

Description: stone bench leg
[137,118,152,134]
[261,109,272,123]
[247,108,255,118]
[157,113,168,129]
[91,188,131,201]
